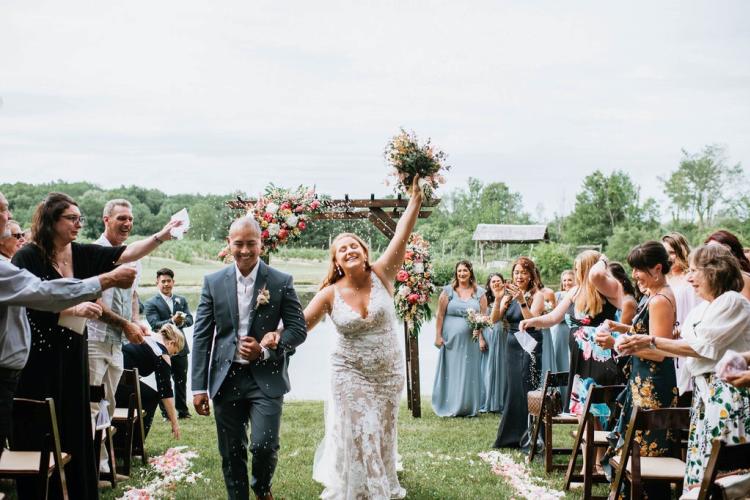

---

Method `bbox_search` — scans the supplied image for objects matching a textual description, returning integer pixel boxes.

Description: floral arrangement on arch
[394,233,438,337]
[384,128,450,199]
[219,184,323,261]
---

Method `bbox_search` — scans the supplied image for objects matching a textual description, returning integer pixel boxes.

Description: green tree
[562,170,658,247]
[189,202,218,241]
[660,144,744,227]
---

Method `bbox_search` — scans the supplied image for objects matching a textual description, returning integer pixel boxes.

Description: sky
[1,0,749,219]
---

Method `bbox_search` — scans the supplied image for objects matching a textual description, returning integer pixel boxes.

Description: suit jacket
[191,260,307,399]
[143,293,194,355]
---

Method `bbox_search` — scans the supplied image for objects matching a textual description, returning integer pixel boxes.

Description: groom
[191,216,307,500]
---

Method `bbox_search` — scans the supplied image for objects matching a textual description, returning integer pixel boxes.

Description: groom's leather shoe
[255,493,273,500]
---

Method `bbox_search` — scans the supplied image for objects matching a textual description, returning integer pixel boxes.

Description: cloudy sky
[1,1,749,218]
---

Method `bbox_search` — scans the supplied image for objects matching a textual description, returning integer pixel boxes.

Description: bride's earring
[336,265,343,277]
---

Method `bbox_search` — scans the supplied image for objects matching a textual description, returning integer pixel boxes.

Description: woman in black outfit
[117,323,184,439]
[12,193,179,499]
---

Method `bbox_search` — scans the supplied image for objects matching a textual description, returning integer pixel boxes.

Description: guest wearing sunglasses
[0,220,25,261]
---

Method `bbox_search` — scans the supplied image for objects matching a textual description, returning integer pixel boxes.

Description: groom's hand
[238,336,262,361]
[261,331,280,349]
[193,394,210,416]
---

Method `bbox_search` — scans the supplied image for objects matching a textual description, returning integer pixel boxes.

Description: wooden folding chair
[563,384,625,498]
[90,384,117,488]
[112,368,147,476]
[609,406,691,500]
[678,439,750,500]
[0,398,71,499]
[527,370,579,472]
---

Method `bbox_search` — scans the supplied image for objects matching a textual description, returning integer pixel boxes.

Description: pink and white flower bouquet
[393,233,438,336]
[384,128,449,199]
[465,308,492,341]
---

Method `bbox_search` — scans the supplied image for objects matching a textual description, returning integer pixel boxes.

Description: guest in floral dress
[597,242,679,498]
[617,244,750,494]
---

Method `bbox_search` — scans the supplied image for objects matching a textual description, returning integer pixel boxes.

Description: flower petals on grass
[119,446,208,499]
[479,450,564,500]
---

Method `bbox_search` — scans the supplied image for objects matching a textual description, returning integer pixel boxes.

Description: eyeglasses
[60,215,86,225]
[11,233,24,240]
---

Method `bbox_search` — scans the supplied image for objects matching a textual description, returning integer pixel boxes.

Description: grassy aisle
[102,400,600,500]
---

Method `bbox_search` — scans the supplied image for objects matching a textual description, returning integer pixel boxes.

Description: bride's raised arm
[372,177,424,283]
[303,287,334,331]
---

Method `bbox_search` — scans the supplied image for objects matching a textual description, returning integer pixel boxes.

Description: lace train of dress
[313,272,406,500]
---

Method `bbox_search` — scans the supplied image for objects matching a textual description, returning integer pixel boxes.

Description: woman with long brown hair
[482,272,507,413]
[11,192,180,499]
[493,256,545,449]
[302,177,422,499]
[432,259,488,417]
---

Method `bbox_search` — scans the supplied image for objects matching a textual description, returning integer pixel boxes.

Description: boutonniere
[255,287,270,308]
[174,297,181,306]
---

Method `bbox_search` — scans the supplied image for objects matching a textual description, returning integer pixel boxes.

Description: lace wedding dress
[313,272,406,500]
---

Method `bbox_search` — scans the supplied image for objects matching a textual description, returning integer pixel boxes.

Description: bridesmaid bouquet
[465,308,493,341]
[219,184,323,261]
[394,233,438,336]
[384,128,450,199]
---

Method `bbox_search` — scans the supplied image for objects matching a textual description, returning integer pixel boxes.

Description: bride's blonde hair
[574,250,603,316]
[320,232,372,290]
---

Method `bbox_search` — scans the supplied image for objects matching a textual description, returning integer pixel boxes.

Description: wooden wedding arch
[228,194,441,418]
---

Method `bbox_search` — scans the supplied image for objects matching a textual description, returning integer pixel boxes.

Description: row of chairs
[528,370,750,500]
[0,368,148,498]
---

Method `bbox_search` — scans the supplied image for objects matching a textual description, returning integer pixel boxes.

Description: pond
[139,288,442,401]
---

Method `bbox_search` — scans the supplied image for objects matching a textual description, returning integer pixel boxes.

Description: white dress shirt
[159,292,174,314]
[233,262,270,364]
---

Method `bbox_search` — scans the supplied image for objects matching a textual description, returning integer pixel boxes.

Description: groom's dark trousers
[214,363,283,500]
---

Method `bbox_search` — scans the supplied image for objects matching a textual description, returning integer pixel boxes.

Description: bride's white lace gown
[313,272,406,500]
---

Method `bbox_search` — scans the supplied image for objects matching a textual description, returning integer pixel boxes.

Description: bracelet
[153,234,164,245]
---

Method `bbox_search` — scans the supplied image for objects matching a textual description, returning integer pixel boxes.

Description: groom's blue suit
[192,260,306,499]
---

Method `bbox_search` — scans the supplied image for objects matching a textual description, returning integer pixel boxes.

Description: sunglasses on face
[60,215,86,225]
[11,233,24,240]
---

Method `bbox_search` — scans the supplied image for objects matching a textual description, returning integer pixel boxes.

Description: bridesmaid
[535,268,558,377]
[493,257,544,448]
[481,273,506,413]
[432,260,487,417]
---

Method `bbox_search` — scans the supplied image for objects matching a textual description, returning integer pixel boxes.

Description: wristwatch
[649,336,657,350]
[520,302,528,309]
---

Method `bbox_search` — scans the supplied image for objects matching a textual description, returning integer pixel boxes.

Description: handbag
[526,387,563,418]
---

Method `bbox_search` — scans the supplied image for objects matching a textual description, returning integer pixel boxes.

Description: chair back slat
[697,440,750,500]
[545,371,569,389]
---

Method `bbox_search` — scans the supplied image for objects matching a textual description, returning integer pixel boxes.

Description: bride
[302,177,423,499]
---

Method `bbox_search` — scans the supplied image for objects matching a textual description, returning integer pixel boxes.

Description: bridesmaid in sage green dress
[432,260,487,417]
[481,273,506,413]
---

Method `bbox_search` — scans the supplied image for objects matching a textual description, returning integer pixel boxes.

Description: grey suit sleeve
[144,300,171,330]
[0,262,102,311]
[275,274,307,357]
[191,276,215,393]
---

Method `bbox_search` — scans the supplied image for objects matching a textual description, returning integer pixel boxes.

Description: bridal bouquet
[219,184,323,261]
[384,128,450,199]
[393,233,438,336]
[465,308,493,341]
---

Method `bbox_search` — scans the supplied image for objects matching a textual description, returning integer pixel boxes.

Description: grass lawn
[98,400,603,500]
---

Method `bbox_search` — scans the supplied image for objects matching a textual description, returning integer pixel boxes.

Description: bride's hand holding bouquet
[384,128,450,200]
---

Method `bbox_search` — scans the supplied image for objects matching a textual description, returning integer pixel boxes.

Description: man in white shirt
[0,220,25,262]
[87,199,148,467]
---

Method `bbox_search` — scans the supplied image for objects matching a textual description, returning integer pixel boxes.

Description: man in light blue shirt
[0,192,137,453]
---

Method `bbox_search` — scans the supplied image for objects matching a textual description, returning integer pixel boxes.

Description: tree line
[2,144,746,284]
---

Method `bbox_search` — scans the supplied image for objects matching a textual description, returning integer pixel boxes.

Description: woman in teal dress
[432,260,487,417]
[551,270,574,399]
[597,242,679,498]
[481,273,506,413]
[535,269,558,377]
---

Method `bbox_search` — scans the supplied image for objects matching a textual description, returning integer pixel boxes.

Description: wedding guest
[144,268,193,419]
[0,192,136,455]
[663,232,704,396]
[616,244,750,492]
[493,257,544,449]
[607,262,639,324]
[481,273,506,413]
[116,324,185,440]
[597,242,679,497]
[520,251,625,414]
[550,270,574,377]
[705,230,750,300]
[11,192,181,499]
[0,221,25,262]
[432,260,487,417]
[86,199,147,473]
